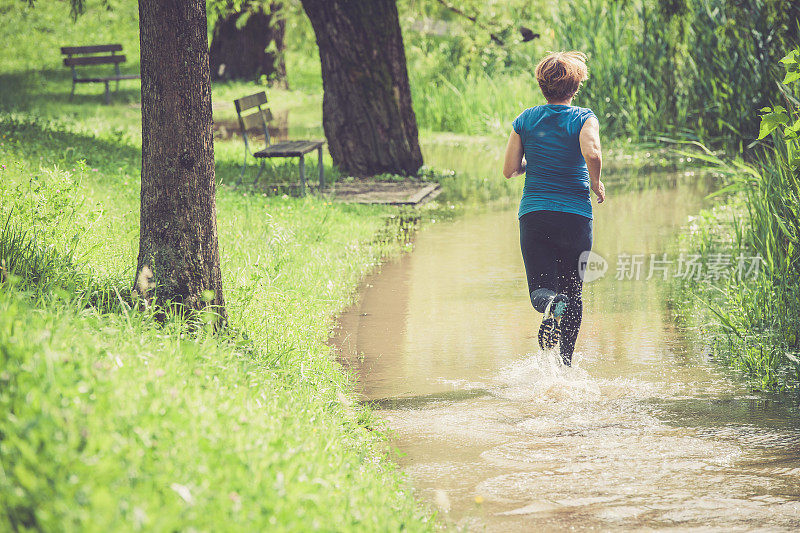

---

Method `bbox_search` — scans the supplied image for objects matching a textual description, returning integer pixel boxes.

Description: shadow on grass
[1,112,331,199]
[1,68,337,196]
[0,69,142,111]
[225,157,333,192]
[1,114,142,174]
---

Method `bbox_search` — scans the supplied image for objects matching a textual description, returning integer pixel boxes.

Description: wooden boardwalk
[332,181,441,206]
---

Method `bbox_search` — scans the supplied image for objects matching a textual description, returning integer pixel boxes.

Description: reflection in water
[332,159,800,530]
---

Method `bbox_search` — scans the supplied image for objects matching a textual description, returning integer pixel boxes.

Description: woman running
[502,51,605,366]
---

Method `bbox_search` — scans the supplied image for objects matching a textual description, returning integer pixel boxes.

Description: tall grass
[674,48,800,388]
[0,216,80,292]
[553,0,668,138]
[410,72,541,136]
[397,0,798,148]
[554,0,796,149]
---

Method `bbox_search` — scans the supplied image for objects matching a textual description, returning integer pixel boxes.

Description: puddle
[212,110,289,141]
[332,145,800,530]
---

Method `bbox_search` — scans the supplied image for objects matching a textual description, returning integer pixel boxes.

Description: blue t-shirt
[512,104,596,220]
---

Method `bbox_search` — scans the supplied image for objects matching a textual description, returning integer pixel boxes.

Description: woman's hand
[592,180,605,203]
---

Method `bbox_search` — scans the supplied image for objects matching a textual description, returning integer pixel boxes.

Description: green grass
[0,282,429,530]
[671,50,800,389]
[0,114,433,531]
[0,2,438,529]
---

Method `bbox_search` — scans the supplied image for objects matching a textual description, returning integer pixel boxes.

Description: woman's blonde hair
[535,51,589,102]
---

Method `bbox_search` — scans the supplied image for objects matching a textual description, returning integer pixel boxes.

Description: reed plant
[395,0,797,150]
[553,0,796,150]
[410,72,542,136]
[674,48,800,388]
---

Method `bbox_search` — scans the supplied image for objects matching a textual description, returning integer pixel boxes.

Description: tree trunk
[136,0,227,322]
[209,2,288,87]
[300,0,423,176]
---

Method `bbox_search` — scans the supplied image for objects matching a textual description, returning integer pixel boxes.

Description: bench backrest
[61,44,123,55]
[61,45,126,77]
[234,91,274,150]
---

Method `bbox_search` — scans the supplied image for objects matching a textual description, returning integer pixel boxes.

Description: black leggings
[519,210,593,364]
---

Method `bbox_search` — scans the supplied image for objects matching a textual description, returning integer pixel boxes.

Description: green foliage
[747,50,800,281]
[554,0,796,149]
[399,0,548,78]
[396,0,798,146]
[759,51,800,142]
[397,0,550,136]
[758,105,791,140]
[0,112,432,529]
[675,47,800,389]
[0,3,433,524]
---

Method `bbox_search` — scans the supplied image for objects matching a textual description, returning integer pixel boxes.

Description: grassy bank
[671,49,800,390]
[0,115,433,530]
[0,2,437,529]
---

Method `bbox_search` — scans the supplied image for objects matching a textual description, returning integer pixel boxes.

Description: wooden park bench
[234,91,325,195]
[61,44,140,104]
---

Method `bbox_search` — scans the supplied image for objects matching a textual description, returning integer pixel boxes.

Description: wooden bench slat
[61,44,123,55]
[240,112,263,131]
[239,109,273,131]
[64,55,127,67]
[255,140,324,158]
[234,91,268,113]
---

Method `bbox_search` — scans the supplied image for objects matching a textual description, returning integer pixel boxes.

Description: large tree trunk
[300,0,423,176]
[209,2,288,87]
[137,0,227,322]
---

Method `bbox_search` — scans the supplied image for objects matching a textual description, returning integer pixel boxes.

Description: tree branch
[434,0,505,46]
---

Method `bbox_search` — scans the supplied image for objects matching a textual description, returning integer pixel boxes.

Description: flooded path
[333,150,800,530]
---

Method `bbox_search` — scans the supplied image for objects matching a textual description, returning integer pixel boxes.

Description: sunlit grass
[0,2,435,528]
[0,111,432,531]
[672,129,800,389]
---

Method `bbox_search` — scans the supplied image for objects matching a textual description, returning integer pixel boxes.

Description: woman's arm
[579,116,605,203]
[503,131,526,179]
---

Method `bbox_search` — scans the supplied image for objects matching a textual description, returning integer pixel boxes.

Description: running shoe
[537,294,569,350]
[538,317,560,349]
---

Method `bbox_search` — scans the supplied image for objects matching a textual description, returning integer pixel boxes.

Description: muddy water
[333,156,800,530]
